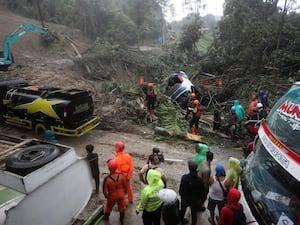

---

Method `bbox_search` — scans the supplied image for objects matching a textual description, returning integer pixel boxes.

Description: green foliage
[100,80,139,97]
[156,95,187,135]
[196,33,214,53]
[178,16,203,57]
[202,0,300,78]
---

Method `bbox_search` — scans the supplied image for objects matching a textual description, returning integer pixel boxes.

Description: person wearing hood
[233,100,245,131]
[44,130,58,144]
[193,143,209,171]
[218,188,246,225]
[103,159,126,224]
[225,157,243,189]
[114,141,134,203]
[179,160,205,225]
[136,169,164,225]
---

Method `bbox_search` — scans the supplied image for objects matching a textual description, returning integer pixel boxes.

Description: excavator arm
[0,23,48,70]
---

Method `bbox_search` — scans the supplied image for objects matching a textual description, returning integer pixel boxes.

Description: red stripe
[261,122,300,164]
[246,220,257,224]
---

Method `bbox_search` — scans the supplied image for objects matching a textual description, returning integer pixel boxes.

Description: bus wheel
[34,123,47,138]
[5,144,61,176]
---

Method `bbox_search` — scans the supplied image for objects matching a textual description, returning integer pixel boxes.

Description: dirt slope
[0,7,92,90]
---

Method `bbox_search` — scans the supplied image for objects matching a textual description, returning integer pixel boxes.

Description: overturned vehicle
[165,71,207,111]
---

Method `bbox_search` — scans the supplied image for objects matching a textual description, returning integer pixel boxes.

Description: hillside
[0,7,93,89]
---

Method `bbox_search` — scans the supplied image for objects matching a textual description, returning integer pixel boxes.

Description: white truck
[0,135,102,225]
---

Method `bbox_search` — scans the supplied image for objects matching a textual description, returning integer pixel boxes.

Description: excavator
[0,22,48,71]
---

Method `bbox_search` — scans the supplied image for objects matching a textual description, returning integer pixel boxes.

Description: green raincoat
[226,157,243,188]
[193,143,209,171]
[136,169,164,213]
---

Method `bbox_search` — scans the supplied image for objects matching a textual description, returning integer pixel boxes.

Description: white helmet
[158,188,177,205]
[256,103,263,108]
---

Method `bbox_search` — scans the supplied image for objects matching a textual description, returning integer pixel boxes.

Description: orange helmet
[191,93,196,98]
[107,159,118,171]
[193,100,199,105]
[115,141,125,152]
[147,82,154,88]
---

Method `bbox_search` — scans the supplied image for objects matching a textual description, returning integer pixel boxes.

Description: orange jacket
[103,172,126,199]
[115,152,134,179]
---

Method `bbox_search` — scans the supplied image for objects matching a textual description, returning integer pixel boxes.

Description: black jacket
[179,171,205,203]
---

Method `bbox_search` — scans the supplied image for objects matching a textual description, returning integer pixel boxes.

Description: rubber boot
[195,128,199,135]
[191,128,195,134]
[120,212,125,225]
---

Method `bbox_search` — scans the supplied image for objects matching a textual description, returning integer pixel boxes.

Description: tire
[5,144,61,176]
[35,123,47,138]
[0,79,28,99]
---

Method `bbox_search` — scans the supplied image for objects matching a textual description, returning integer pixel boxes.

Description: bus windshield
[266,83,300,153]
[243,138,299,224]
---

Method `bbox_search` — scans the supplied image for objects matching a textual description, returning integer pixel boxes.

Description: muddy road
[0,125,245,225]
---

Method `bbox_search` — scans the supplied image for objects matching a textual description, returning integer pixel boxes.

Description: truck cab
[240,82,300,225]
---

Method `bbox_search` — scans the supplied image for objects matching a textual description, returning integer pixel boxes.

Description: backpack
[226,204,247,225]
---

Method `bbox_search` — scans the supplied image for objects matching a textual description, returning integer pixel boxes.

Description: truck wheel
[35,123,47,138]
[5,144,61,176]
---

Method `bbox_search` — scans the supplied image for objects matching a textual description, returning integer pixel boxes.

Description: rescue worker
[114,141,134,203]
[85,144,100,194]
[185,93,197,119]
[103,159,127,225]
[136,169,165,225]
[146,82,157,118]
[189,99,203,135]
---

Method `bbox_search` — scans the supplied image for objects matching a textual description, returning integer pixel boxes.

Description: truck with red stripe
[240,82,300,225]
[0,80,100,137]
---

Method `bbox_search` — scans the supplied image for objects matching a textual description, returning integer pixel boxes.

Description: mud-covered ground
[0,125,245,225]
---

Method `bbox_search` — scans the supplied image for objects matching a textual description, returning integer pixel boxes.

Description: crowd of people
[223,90,270,142]
[83,139,251,225]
